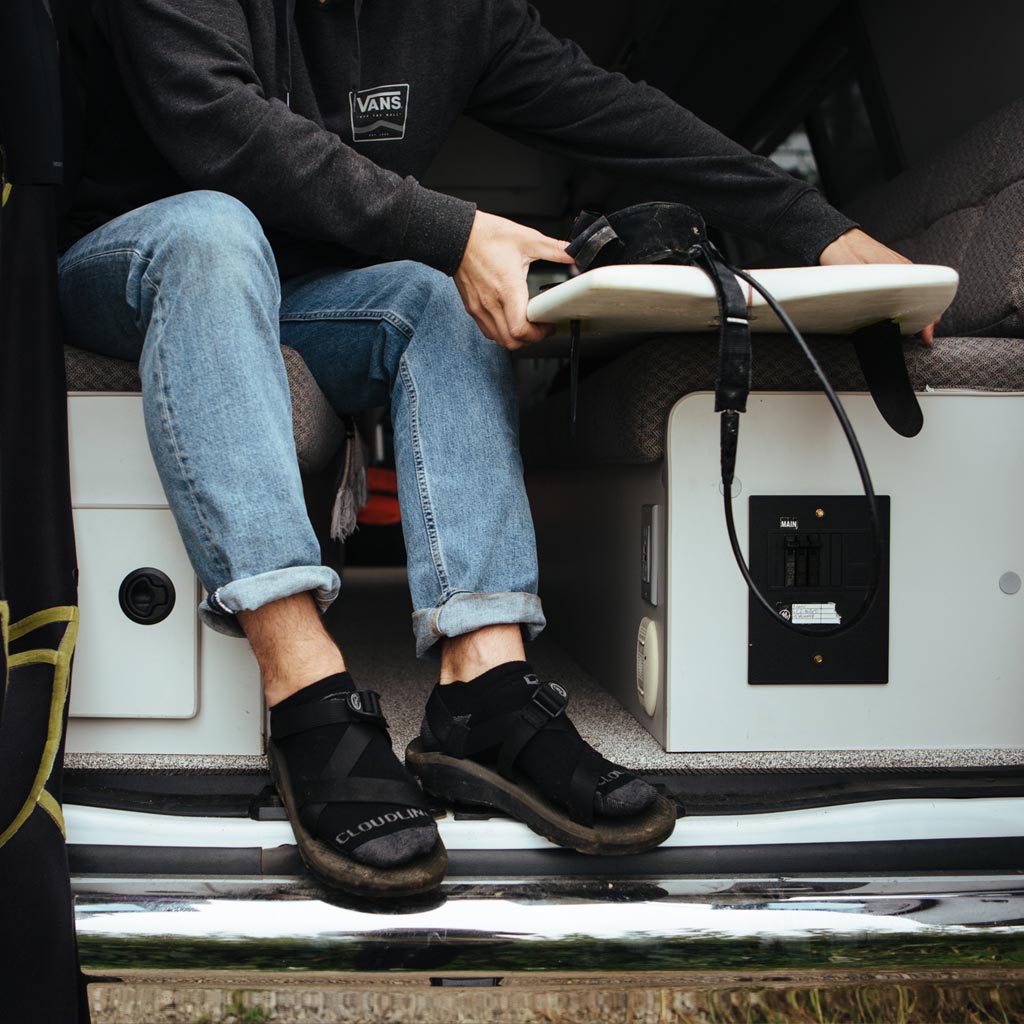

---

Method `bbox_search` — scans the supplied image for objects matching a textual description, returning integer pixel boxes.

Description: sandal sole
[268,741,448,897]
[405,738,679,856]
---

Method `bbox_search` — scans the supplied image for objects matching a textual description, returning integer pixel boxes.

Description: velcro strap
[299,777,431,812]
[270,690,387,740]
[851,320,924,437]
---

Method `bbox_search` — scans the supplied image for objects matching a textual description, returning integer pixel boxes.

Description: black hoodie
[68,0,855,278]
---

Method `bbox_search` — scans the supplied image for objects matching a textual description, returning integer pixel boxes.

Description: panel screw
[815,508,825,519]
[812,654,824,665]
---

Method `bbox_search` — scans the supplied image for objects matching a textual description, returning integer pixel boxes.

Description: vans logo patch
[350,83,410,142]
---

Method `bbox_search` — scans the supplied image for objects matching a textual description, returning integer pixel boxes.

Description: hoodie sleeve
[467,0,856,265]
[97,0,476,274]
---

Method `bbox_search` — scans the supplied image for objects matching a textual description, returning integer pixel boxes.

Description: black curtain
[0,1,89,1020]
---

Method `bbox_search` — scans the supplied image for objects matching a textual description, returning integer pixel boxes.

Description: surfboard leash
[723,264,883,639]
[565,201,885,639]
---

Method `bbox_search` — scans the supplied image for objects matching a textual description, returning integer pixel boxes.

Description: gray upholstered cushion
[521,334,1024,467]
[524,101,1024,469]
[64,346,141,392]
[846,98,1024,339]
[65,344,345,474]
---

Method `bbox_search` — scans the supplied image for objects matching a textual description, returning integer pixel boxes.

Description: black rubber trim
[446,838,1024,877]
[68,837,1024,878]
[69,844,264,875]
[647,764,1024,777]
[650,767,1024,816]
[63,765,1024,819]
[261,845,304,875]
[64,770,272,818]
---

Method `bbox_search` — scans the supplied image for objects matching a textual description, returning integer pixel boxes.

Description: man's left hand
[819,228,939,344]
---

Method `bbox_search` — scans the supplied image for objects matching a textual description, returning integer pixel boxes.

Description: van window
[768,126,820,190]
[804,72,888,207]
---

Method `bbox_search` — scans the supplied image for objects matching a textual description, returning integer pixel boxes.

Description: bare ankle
[238,592,347,706]
[440,624,526,684]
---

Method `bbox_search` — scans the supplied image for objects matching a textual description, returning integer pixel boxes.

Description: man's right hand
[454,211,575,351]
[820,228,940,344]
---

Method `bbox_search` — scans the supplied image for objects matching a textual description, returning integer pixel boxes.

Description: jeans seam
[58,246,144,276]
[279,308,415,339]
[143,267,232,585]
[398,351,451,599]
[429,588,472,638]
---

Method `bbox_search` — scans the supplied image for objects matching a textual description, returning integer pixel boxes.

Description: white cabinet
[664,392,1024,752]
[71,507,198,718]
[66,394,263,756]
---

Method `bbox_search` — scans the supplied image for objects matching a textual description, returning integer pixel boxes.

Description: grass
[689,982,1019,1023]
[80,929,1024,975]
[129,978,1023,1024]
[192,990,270,1024]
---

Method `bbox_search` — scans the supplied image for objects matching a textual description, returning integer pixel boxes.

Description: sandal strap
[271,690,387,739]
[496,682,569,777]
[427,680,571,772]
[319,722,374,783]
[424,692,472,757]
[300,776,431,811]
[271,691,434,838]
[426,680,608,825]
[568,750,604,827]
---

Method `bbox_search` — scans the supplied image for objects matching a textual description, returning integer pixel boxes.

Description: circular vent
[636,617,660,717]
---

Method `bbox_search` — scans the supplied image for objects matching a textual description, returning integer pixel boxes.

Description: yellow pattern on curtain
[0,605,79,843]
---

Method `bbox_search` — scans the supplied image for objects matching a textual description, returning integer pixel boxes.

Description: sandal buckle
[531,681,568,719]
[347,689,386,724]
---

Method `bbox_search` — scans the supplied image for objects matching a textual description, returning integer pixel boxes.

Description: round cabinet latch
[119,568,176,625]
[636,617,661,718]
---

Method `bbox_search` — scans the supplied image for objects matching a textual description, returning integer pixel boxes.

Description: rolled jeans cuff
[412,591,546,659]
[198,566,342,638]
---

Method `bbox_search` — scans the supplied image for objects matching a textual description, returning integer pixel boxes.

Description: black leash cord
[722,267,884,638]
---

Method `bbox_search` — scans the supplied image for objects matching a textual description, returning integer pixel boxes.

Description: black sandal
[406,681,678,856]
[268,689,447,897]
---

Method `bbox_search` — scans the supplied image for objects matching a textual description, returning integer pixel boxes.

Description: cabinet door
[71,507,198,719]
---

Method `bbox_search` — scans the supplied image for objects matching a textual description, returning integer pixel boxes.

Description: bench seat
[64,344,345,475]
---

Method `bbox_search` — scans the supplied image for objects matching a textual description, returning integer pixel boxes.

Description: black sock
[272,673,437,868]
[427,662,656,819]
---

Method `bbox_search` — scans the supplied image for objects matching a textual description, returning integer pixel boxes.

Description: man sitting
[60,0,925,895]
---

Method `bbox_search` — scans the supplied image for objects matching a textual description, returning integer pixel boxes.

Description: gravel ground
[87,969,1024,1024]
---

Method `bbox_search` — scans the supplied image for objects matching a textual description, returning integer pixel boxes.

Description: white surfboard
[526,264,958,341]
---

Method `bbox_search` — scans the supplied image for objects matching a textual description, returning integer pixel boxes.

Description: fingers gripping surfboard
[527,263,959,339]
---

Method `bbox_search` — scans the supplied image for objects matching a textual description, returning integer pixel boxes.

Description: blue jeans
[58,190,545,656]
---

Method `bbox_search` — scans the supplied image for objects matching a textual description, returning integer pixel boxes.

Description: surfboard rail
[527,263,959,341]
